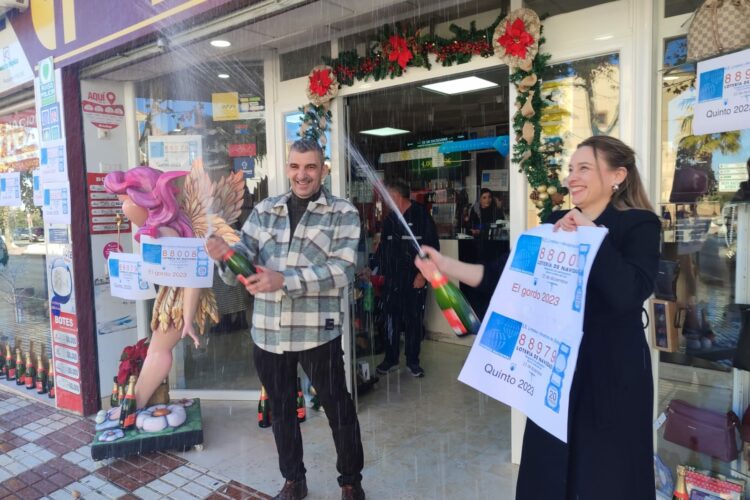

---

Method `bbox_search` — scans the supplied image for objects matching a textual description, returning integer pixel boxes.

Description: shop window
[656,34,746,479]
[522,0,616,17]
[280,42,331,81]
[665,0,702,18]
[0,108,51,365]
[133,61,267,392]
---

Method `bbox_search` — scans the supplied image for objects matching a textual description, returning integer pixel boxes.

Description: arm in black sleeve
[588,211,661,313]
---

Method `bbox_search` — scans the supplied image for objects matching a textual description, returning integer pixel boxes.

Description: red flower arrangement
[497,18,535,58]
[386,35,413,69]
[309,67,334,97]
[117,338,148,386]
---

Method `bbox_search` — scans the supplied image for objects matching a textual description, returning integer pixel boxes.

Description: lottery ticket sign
[108,252,156,300]
[140,236,213,288]
[694,47,750,135]
[458,224,607,442]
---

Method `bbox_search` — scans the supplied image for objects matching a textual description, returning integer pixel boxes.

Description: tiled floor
[0,389,270,499]
[0,339,516,499]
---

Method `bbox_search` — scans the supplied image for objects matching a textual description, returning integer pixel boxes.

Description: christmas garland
[298,8,563,222]
[496,9,566,221]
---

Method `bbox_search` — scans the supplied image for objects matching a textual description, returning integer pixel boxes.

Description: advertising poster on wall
[0,172,22,206]
[108,252,156,301]
[82,89,125,130]
[87,173,130,234]
[42,182,71,224]
[147,135,202,172]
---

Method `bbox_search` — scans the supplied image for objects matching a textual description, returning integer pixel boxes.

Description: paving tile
[17,469,42,485]
[128,468,156,485]
[147,478,177,495]
[78,473,107,490]
[97,481,126,499]
[16,486,40,498]
[173,465,203,480]
[32,478,58,495]
[1,476,26,492]
[195,473,226,491]
[162,471,189,488]
[111,474,142,492]
[168,489,202,500]
[133,485,163,500]
[46,472,73,489]
[182,480,212,498]
[46,488,71,500]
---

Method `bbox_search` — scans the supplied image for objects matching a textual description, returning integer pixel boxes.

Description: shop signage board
[0,172,22,206]
[39,139,68,183]
[694,47,750,135]
[87,173,130,234]
[82,90,125,130]
[141,235,214,288]
[718,162,748,192]
[458,225,607,443]
[481,169,509,192]
[9,0,235,68]
[148,135,202,172]
[0,20,34,93]
[212,92,240,121]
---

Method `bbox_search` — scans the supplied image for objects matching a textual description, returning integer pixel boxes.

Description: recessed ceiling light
[218,73,230,79]
[210,40,231,48]
[360,127,410,137]
[421,76,498,95]
[663,75,680,81]
[594,34,614,41]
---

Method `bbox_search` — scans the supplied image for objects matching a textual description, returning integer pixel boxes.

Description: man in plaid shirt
[206,139,364,500]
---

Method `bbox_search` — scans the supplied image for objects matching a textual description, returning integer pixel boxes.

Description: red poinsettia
[309,68,334,97]
[387,35,413,69]
[498,18,535,58]
[117,338,149,385]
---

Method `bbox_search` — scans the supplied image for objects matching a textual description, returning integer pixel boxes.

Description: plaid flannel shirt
[218,187,361,354]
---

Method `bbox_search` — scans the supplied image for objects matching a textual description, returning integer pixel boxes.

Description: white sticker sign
[140,236,214,288]
[108,252,156,300]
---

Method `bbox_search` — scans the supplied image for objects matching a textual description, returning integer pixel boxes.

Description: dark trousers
[383,287,426,367]
[254,338,364,486]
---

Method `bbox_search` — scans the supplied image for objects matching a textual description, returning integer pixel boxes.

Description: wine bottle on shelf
[24,351,35,390]
[35,353,47,394]
[222,249,256,286]
[47,366,55,399]
[15,348,25,386]
[427,269,481,337]
[4,344,13,381]
[296,378,306,423]
[258,385,271,428]
[110,377,119,408]
[672,465,688,500]
[119,375,137,430]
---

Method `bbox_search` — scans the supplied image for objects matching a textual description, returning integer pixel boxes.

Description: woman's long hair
[578,136,654,212]
[104,166,193,241]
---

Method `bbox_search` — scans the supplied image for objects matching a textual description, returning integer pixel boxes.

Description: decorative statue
[104,163,244,408]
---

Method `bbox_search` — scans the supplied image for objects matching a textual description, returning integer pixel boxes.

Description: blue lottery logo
[698,67,724,102]
[511,235,542,275]
[480,312,523,359]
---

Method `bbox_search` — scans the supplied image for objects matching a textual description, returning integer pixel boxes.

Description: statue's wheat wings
[151,161,246,335]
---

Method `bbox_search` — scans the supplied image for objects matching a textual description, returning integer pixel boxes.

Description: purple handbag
[664,399,740,462]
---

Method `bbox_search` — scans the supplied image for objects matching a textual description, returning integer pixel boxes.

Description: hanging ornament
[522,121,535,143]
[521,91,535,118]
[306,65,340,106]
[518,74,538,92]
[493,9,541,69]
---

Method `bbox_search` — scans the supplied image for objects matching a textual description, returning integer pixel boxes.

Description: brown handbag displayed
[687,0,750,62]
[664,399,741,462]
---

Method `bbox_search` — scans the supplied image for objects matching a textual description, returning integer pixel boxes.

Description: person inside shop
[731,157,750,202]
[206,139,365,500]
[369,179,439,378]
[414,136,660,500]
[468,188,504,238]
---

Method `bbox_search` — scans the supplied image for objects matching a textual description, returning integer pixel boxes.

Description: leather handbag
[669,166,709,203]
[654,260,680,302]
[688,0,750,62]
[664,399,740,462]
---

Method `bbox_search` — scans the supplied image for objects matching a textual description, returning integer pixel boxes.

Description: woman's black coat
[481,205,661,500]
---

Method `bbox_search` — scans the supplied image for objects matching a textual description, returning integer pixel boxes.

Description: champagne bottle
[363,281,374,313]
[0,343,4,375]
[15,348,25,386]
[47,366,55,399]
[4,344,14,380]
[110,377,119,408]
[118,384,125,405]
[310,385,321,412]
[222,249,256,286]
[296,378,306,423]
[673,465,688,500]
[24,351,35,390]
[258,385,271,428]
[35,353,47,394]
[427,270,481,336]
[119,375,137,430]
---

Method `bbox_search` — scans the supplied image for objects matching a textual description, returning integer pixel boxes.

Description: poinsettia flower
[309,68,334,97]
[498,18,535,58]
[388,35,413,69]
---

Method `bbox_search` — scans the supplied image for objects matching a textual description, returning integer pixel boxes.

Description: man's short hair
[386,179,410,199]
[289,139,324,166]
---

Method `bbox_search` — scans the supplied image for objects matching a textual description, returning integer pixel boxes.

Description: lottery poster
[140,235,213,288]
